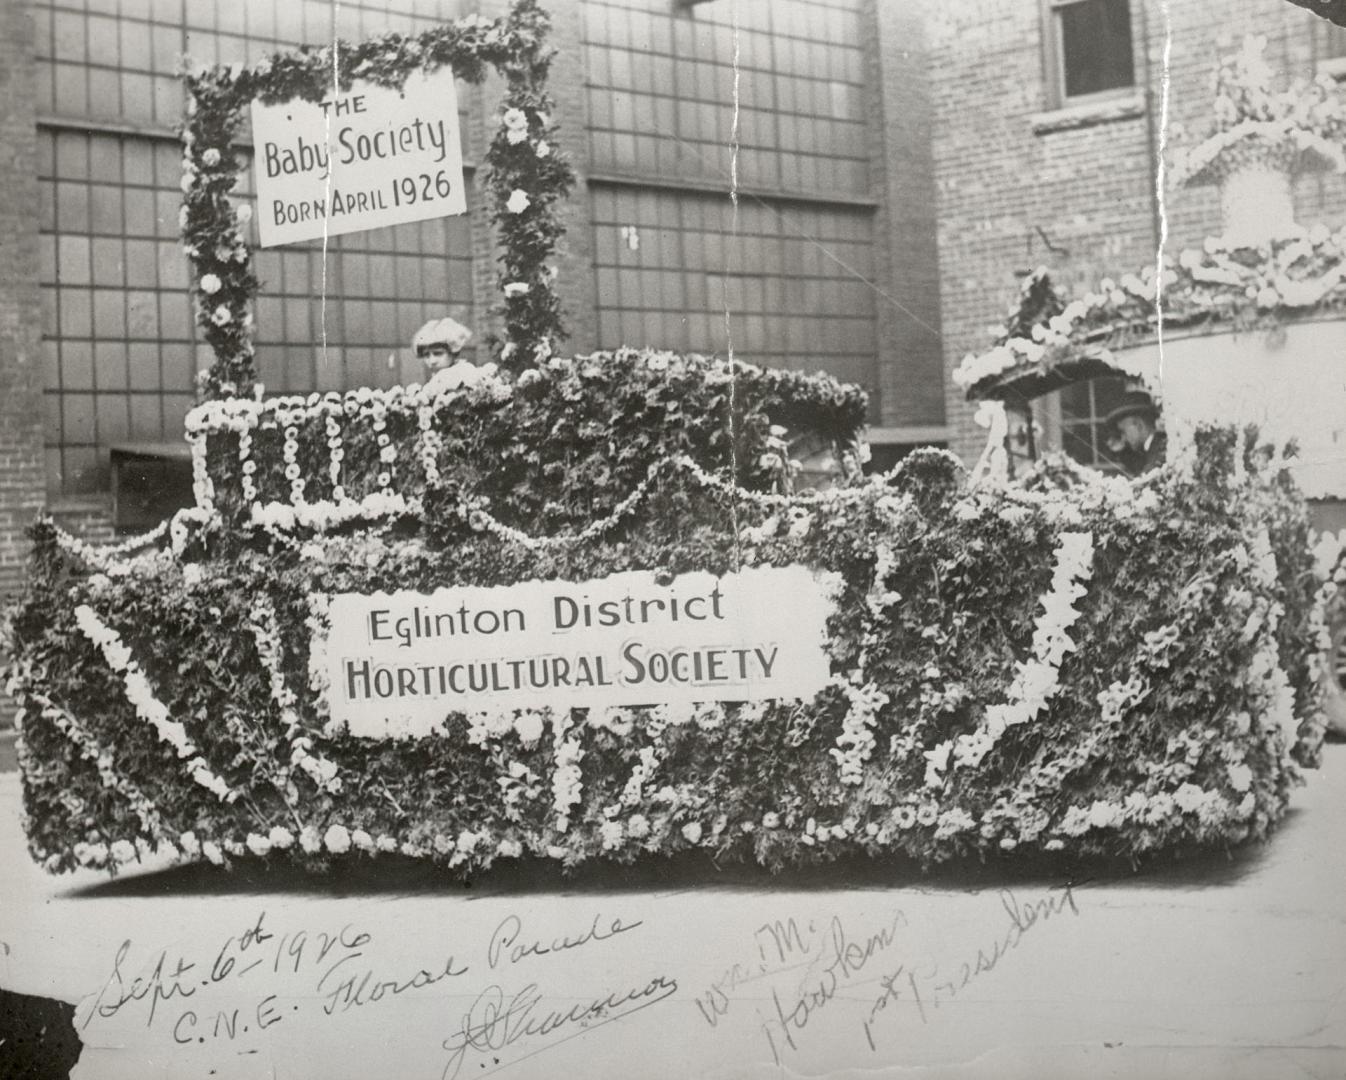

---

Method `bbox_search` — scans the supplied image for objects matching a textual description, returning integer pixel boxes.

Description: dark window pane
[1059,0,1134,98]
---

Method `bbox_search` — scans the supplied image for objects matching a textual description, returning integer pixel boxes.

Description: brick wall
[926,0,1346,466]
[0,2,47,611]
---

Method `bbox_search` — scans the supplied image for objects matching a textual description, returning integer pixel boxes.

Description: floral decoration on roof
[955,224,1346,398]
[1172,34,1346,186]
[957,37,1346,401]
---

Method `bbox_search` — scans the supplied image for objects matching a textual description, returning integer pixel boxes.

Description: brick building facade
[926,0,1346,464]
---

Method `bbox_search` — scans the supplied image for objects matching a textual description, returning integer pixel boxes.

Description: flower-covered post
[486,32,577,370]
[179,80,261,400]
[179,0,575,400]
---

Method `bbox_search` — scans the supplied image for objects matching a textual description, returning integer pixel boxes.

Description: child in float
[412,316,498,392]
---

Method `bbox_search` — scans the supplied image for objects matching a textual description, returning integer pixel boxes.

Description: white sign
[250,67,467,247]
[321,566,839,738]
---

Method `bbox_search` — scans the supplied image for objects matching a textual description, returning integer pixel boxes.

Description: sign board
[250,67,467,247]
[321,566,839,738]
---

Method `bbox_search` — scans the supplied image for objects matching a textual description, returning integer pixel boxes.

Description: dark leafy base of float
[4,430,1327,879]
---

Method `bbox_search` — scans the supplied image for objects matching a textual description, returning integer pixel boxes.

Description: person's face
[420,343,454,372]
[1116,414,1152,451]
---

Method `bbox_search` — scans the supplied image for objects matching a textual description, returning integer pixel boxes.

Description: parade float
[1,10,1330,878]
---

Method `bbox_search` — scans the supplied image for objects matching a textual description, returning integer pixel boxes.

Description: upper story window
[1045,0,1136,106]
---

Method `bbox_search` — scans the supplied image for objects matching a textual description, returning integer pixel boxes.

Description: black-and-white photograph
[1,0,1344,1077]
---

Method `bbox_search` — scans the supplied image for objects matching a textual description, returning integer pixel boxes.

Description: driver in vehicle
[1105,390,1166,477]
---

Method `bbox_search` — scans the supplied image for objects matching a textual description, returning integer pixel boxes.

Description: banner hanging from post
[250,66,467,247]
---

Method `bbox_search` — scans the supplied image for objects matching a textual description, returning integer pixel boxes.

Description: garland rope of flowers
[247,596,342,796]
[923,530,1094,789]
[73,604,237,804]
[179,0,576,397]
[50,518,171,569]
[197,451,888,555]
[23,689,170,844]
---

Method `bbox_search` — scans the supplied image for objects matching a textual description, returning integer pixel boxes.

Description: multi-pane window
[583,0,870,197]
[1044,0,1135,106]
[591,186,878,411]
[1057,375,1130,472]
[583,0,880,414]
[38,131,198,496]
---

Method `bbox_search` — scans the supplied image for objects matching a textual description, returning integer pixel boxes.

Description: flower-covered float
[1,14,1331,878]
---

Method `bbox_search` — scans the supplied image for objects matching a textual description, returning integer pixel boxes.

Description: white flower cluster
[1097,672,1150,725]
[620,746,660,806]
[550,711,585,831]
[1174,48,1346,186]
[185,429,215,512]
[249,491,419,534]
[74,603,236,803]
[925,530,1094,788]
[237,424,257,504]
[829,679,890,785]
[417,404,443,488]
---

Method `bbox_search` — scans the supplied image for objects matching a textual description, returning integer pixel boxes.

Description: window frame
[1041,0,1137,111]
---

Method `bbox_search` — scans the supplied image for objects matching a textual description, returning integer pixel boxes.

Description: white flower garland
[51,518,170,569]
[74,604,236,803]
[238,423,257,504]
[248,596,341,795]
[829,679,890,785]
[924,530,1094,788]
[28,691,167,839]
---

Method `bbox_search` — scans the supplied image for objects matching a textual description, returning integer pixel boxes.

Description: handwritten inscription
[487,912,643,969]
[439,976,678,1080]
[691,885,1084,1067]
[862,885,1080,1050]
[80,908,655,1073]
[695,917,818,1027]
[761,912,907,1064]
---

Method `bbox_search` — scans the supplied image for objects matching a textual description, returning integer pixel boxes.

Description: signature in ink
[695,916,819,1027]
[863,884,1080,1050]
[439,975,678,1080]
[760,910,906,1064]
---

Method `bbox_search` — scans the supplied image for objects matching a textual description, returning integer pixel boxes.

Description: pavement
[0,747,1343,1080]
